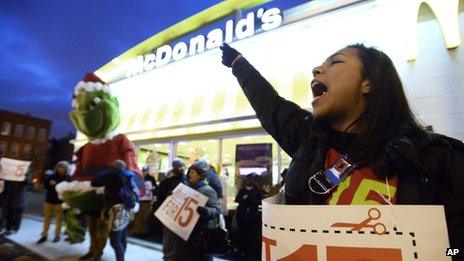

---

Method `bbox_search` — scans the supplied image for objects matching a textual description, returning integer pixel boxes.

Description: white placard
[154,183,208,241]
[0,158,31,182]
[262,194,451,261]
[139,181,153,201]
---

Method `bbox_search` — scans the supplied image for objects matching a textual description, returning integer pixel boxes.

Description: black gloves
[220,43,241,67]
[196,206,208,218]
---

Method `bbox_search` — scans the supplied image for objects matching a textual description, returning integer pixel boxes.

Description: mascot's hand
[220,43,241,67]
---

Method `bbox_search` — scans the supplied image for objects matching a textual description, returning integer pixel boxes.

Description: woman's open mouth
[311,80,328,105]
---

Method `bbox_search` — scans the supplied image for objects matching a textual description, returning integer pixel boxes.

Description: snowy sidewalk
[6,214,229,261]
[6,214,164,261]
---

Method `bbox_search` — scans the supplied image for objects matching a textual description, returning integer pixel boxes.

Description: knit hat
[172,158,185,169]
[188,161,207,178]
[113,159,126,170]
[55,161,70,174]
[192,159,208,172]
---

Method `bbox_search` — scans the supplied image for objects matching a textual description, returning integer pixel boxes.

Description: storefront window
[221,134,281,203]
[176,139,219,166]
[137,143,170,175]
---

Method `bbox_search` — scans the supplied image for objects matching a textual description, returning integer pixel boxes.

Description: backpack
[118,176,139,209]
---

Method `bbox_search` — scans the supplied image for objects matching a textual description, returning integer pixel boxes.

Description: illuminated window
[176,139,219,166]
[1,122,11,136]
[0,142,6,156]
[10,143,20,157]
[137,143,170,174]
[26,126,36,140]
[14,124,24,138]
[23,144,32,159]
[37,128,47,141]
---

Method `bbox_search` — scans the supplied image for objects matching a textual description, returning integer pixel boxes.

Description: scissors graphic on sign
[331,208,386,235]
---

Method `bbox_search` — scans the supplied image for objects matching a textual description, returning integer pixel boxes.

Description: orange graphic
[331,208,386,235]
[277,244,317,261]
[326,246,402,261]
[262,236,277,261]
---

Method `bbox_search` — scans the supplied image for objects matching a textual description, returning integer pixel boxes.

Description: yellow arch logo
[406,0,461,61]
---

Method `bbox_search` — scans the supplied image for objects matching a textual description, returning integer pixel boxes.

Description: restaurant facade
[74,0,464,202]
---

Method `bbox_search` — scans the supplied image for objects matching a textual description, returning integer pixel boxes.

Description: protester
[37,161,71,244]
[234,174,263,257]
[193,159,223,199]
[0,168,32,237]
[155,158,186,258]
[91,160,137,261]
[211,163,228,218]
[128,166,156,237]
[220,43,464,251]
[166,162,220,261]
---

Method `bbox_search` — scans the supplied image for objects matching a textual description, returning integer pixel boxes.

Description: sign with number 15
[155,183,208,241]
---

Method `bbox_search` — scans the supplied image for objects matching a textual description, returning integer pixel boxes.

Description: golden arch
[407,0,461,61]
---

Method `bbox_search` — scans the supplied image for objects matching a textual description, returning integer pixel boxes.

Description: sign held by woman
[155,183,208,241]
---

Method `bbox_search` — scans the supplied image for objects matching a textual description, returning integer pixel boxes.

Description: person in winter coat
[91,160,136,261]
[220,43,464,253]
[0,168,32,236]
[128,166,157,236]
[211,163,228,217]
[166,162,220,261]
[193,159,223,199]
[156,158,186,259]
[37,161,71,244]
[155,159,186,208]
[234,174,263,257]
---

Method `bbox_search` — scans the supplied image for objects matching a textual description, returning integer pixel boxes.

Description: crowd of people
[0,156,266,260]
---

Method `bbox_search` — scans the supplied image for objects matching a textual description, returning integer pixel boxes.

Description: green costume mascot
[62,72,144,260]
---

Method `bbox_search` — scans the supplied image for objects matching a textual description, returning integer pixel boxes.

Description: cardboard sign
[262,194,451,261]
[139,181,153,201]
[155,183,208,241]
[0,158,31,182]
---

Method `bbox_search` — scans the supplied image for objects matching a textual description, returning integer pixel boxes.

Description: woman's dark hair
[313,44,428,178]
[348,44,428,177]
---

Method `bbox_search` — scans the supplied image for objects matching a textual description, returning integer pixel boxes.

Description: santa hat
[73,72,112,95]
[83,72,106,84]
[71,72,112,109]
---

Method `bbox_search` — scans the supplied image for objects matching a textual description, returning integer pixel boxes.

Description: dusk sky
[0,0,306,139]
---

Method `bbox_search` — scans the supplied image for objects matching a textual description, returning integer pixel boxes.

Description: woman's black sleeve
[232,58,313,157]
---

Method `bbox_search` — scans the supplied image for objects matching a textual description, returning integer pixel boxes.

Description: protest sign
[262,194,451,261]
[155,183,208,241]
[0,158,31,182]
[139,181,153,201]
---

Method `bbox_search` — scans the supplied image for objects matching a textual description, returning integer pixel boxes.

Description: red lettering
[262,236,277,261]
[326,246,402,261]
[178,197,199,227]
[173,196,189,221]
